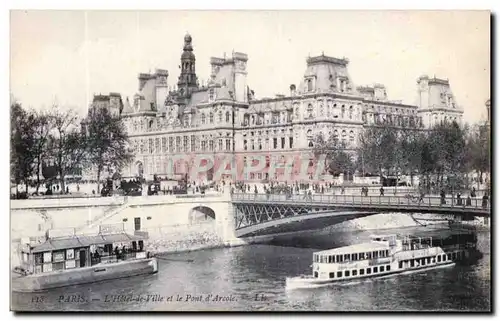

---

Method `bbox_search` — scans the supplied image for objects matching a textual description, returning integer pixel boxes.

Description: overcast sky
[10,10,490,123]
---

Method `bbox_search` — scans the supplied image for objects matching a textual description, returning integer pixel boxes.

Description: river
[11,226,490,312]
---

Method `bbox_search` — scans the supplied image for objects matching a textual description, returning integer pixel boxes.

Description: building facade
[112,34,463,181]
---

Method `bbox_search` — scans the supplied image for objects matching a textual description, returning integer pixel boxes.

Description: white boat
[286,234,470,290]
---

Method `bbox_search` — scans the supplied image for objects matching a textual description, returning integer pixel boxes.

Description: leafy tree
[85,106,134,193]
[31,109,54,193]
[46,107,88,194]
[313,132,355,178]
[10,102,37,194]
[357,125,397,178]
[465,123,490,189]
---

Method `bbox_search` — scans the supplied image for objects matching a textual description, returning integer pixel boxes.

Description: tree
[465,123,490,189]
[313,132,355,178]
[46,107,88,194]
[357,125,397,178]
[10,102,37,194]
[398,127,425,186]
[85,107,134,193]
[31,109,54,193]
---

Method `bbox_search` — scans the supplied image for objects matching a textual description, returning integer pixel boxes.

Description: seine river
[12,226,490,312]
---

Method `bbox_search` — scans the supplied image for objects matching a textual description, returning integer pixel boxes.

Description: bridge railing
[231,193,491,211]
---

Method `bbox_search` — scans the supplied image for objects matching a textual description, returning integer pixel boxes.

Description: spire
[177,33,198,97]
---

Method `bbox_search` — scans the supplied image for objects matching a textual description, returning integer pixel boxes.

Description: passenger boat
[11,226,158,292]
[286,233,477,290]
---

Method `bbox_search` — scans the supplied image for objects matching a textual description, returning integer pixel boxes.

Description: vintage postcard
[9,10,491,312]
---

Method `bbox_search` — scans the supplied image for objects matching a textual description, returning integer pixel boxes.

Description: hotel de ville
[90,34,463,182]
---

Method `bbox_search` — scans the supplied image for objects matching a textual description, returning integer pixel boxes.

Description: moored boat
[286,233,477,290]
[11,226,158,292]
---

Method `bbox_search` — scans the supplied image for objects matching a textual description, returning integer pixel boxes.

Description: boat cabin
[17,232,148,276]
[313,241,390,265]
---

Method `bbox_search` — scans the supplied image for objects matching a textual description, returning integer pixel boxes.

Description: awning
[31,233,144,253]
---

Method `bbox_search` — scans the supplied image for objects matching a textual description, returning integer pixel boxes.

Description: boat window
[442,254,446,261]
[344,254,349,261]
[337,271,342,278]
[360,269,365,275]
[314,271,318,278]
[437,255,442,262]
[447,253,452,261]
[427,257,431,264]
[421,258,426,265]
[335,255,340,262]
[359,253,365,260]
[328,256,332,263]
[329,272,335,278]
[345,270,350,277]
[367,252,372,259]
[385,250,389,257]
[386,265,391,271]
[34,253,43,264]
[410,259,415,267]
[353,253,358,261]
[352,270,358,276]
[373,267,378,273]
[366,268,371,274]
[373,251,378,259]
[399,261,403,269]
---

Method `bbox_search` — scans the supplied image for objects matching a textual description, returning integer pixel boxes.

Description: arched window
[333,130,339,141]
[209,89,215,102]
[349,106,353,119]
[148,119,154,129]
[307,129,314,147]
[341,130,347,142]
[209,112,214,124]
[349,130,355,142]
[218,111,223,122]
[225,111,230,123]
[201,113,206,125]
[341,105,345,118]
[307,104,314,118]
[183,114,189,127]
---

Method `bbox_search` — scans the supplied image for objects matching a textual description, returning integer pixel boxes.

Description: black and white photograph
[8,9,491,312]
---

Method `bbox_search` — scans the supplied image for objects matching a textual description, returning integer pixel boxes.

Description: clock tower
[177,33,199,98]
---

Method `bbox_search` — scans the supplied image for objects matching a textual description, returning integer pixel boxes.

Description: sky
[10,10,490,123]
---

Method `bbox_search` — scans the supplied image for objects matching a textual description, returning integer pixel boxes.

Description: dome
[181,51,195,60]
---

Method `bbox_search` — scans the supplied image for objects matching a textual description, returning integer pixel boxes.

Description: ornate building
[117,33,463,181]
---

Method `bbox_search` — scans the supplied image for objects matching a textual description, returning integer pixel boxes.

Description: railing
[90,251,147,266]
[231,193,491,211]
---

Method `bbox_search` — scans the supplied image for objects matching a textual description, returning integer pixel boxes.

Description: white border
[2,1,497,319]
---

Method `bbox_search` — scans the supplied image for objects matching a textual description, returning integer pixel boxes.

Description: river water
[11,226,490,312]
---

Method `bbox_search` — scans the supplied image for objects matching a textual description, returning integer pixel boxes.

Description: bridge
[231,193,490,237]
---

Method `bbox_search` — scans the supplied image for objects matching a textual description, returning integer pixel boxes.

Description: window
[176,137,181,152]
[218,111,223,122]
[380,266,385,272]
[307,104,313,118]
[437,255,442,263]
[421,258,426,265]
[447,253,451,261]
[359,253,365,260]
[201,114,206,125]
[367,252,372,259]
[442,254,446,261]
[349,106,353,119]
[410,260,415,267]
[191,135,196,152]
[427,257,431,264]
[243,140,247,151]
[289,137,293,148]
[345,270,350,277]
[281,137,285,149]
[349,131,355,142]
[344,254,350,261]
[353,253,358,261]
[307,79,313,92]
[352,270,358,276]
[183,114,189,126]
[386,265,391,271]
[366,268,371,274]
[329,272,335,279]
[360,269,365,275]
[149,139,153,154]
[399,261,403,269]
[209,112,214,124]
[314,271,318,278]
[209,89,215,101]
[373,267,378,273]
[273,138,278,149]
[337,271,342,278]
[161,137,167,153]
[226,111,230,123]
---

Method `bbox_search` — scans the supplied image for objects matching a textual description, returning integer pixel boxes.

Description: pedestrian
[380,186,384,196]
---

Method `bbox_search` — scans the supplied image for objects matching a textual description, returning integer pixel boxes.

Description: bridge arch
[189,206,216,223]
